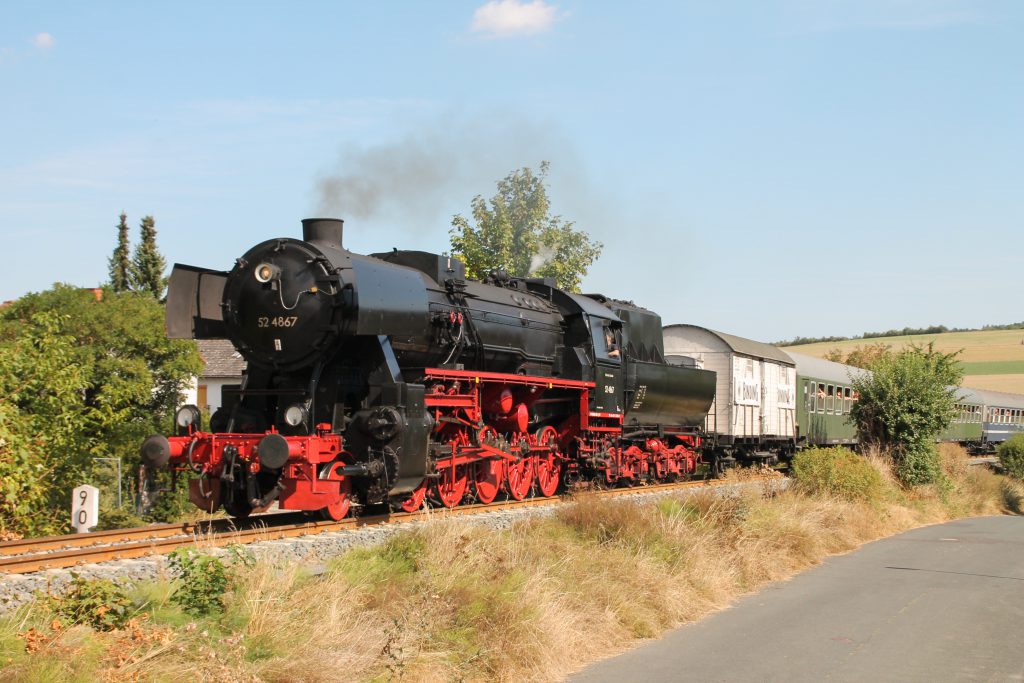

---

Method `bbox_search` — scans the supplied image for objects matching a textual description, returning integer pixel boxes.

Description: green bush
[895,441,942,487]
[144,476,193,523]
[167,546,252,616]
[997,434,1024,480]
[96,505,146,531]
[44,574,133,631]
[167,549,232,616]
[791,447,887,503]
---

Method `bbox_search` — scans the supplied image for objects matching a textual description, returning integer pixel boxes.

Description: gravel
[0,478,787,614]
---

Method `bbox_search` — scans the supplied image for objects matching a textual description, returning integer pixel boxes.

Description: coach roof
[787,351,869,384]
[663,324,794,366]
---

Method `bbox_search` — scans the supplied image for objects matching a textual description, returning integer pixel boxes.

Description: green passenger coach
[788,352,863,446]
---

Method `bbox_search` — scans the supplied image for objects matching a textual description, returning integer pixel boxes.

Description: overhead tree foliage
[849,343,962,486]
[131,215,167,299]
[450,161,602,292]
[108,211,132,293]
[0,285,201,536]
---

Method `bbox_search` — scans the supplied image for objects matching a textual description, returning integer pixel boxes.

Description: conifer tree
[131,215,167,299]
[107,212,132,292]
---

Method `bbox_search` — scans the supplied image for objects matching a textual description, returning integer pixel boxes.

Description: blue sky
[1,1,1020,342]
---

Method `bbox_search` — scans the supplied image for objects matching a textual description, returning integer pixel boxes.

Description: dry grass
[782,329,1024,364]
[1,454,1018,682]
[961,374,1024,393]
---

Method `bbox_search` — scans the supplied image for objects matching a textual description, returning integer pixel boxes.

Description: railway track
[0,477,772,575]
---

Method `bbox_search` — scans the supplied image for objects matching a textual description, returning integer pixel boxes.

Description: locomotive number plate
[258,316,299,328]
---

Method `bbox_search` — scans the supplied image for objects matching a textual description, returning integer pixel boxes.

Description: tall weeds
[0,451,1017,682]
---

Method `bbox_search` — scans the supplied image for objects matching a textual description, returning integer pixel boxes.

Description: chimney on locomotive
[302,217,344,246]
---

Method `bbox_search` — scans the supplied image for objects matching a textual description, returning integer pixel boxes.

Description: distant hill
[781,329,1024,394]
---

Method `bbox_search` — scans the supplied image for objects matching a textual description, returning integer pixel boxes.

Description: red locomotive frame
[168,368,703,519]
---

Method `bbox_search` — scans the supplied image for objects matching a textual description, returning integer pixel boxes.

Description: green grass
[960,361,1024,375]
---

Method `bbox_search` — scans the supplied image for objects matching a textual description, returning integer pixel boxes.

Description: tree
[0,285,202,535]
[0,311,88,536]
[850,343,962,486]
[824,343,892,369]
[131,215,167,299]
[108,212,133,292]
[450,162,602,292]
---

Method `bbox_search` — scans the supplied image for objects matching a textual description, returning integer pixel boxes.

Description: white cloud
[32,32,55,50]
[471,0,562,38]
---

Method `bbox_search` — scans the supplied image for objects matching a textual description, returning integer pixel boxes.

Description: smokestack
[301,218,344,246]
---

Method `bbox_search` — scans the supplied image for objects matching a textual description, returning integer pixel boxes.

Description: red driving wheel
[473,427,504,504]
[534,426,562,498]
[506,434,535,501]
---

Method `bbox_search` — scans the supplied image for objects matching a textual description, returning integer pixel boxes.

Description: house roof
[197,339,246,378]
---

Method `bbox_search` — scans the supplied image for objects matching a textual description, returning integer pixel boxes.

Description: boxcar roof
[663,324,794,366]
[787,351,868,385]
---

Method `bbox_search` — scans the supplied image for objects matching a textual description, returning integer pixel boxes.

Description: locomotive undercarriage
[162,368,707,520]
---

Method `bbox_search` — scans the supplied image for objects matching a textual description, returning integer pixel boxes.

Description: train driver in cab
[604,325,620,359]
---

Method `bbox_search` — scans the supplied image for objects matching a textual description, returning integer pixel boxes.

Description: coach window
[826,385,835,414]
[816,383,825,412]
[844,387,852,414]
[805,383,814,413]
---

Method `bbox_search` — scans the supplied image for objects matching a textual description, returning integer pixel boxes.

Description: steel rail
[0,476,771,575]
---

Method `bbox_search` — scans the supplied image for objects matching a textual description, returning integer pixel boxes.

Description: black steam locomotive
[143,218,715,518]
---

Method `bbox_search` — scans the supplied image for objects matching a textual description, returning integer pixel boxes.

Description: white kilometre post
[72,484,99,533]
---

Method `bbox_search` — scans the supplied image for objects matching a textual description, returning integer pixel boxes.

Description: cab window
[593,321,621,363]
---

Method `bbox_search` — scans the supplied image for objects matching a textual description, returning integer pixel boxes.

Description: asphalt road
[570,515,1024,683]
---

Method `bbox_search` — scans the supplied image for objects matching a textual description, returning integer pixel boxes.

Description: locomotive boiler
[142,218,716,518]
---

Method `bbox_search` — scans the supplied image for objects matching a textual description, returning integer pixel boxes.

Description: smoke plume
[314,114,571,228]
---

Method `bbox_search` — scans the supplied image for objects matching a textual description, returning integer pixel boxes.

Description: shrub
[44,574,133,631]
[895,441,942,487]
[791,447,887,503]
[144,476,193,523]
[850,343,961,486]
[997,434,1024,480]
[96,505,146,531]
[167,549,232,616]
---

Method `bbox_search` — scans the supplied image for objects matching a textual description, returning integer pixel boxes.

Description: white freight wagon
[663,324,796,461]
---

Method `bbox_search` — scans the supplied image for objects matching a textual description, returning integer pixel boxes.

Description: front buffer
[142,424,353,520]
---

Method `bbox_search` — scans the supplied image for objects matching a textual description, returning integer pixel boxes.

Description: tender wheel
[534,426,561,498]
[320,460,353,521]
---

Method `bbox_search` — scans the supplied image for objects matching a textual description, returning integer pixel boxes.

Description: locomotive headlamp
[174,404,202,430]
[254,262,280,283]
[283,403,309,427]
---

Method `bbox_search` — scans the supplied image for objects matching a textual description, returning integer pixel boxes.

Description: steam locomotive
[141,218,716,518]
